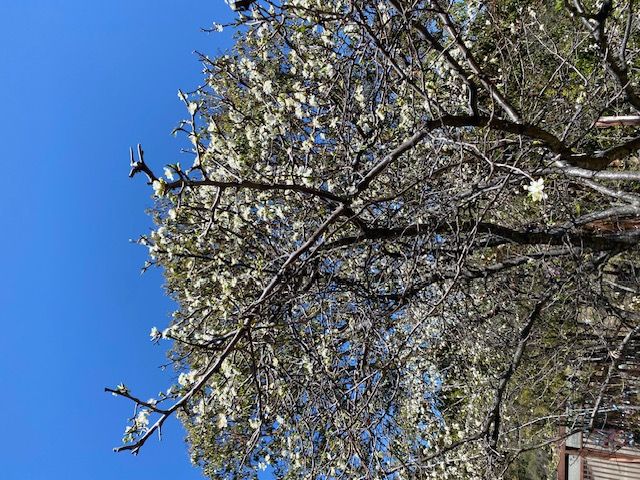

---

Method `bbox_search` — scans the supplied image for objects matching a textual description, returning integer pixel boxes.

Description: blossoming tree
[110,0,640,478]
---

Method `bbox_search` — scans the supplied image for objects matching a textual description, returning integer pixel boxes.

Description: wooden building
[558,428,640,479]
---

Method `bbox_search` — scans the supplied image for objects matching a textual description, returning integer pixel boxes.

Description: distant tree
[110,1,640,478]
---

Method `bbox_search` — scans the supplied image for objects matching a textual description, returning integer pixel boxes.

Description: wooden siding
[559,430,640,480]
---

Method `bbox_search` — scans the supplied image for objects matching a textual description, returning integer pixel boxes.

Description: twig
[129,144,157,184]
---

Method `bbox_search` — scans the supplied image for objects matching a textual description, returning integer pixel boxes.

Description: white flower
[187,102,198,116]
[301,138,314,153]
[294,91,306,104]
[297,166,313,186]
[354,85,365,104]
[114,383,129,396]
[150,326,161,342]
[344,24,358,35]
[523,178,548,202]
[302,357,313,374]
[155,226,167,239]
[212,22,224,32]
[135,409,150,428]
[249,417,261,429]
[221,359,233,376]
[228,110,243,124]
[264,112,278,126]
[178,370,198,386]
[163,167,174,181]
[152,179,167,197]
[263,80,274,95]
[257,455,270,471]
[217,413,228,429]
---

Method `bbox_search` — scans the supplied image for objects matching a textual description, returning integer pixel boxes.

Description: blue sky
[0,1,250,478]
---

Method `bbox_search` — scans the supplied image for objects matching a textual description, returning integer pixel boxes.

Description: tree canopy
[110,0,640,478]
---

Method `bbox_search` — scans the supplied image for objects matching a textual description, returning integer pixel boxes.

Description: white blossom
[163,167,175,181]
[228,110,243,124]
[150,326,161,342]
[135,409,150,428]
[249,417,261,429]
[264,112,278,126]
[217,413,228,429]
[178,370,198,387]
[152,179,167,197]
[114,383,129,396]
[523,178,548,202]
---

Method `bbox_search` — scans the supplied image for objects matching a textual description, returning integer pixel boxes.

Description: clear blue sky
[0,1,247,478]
